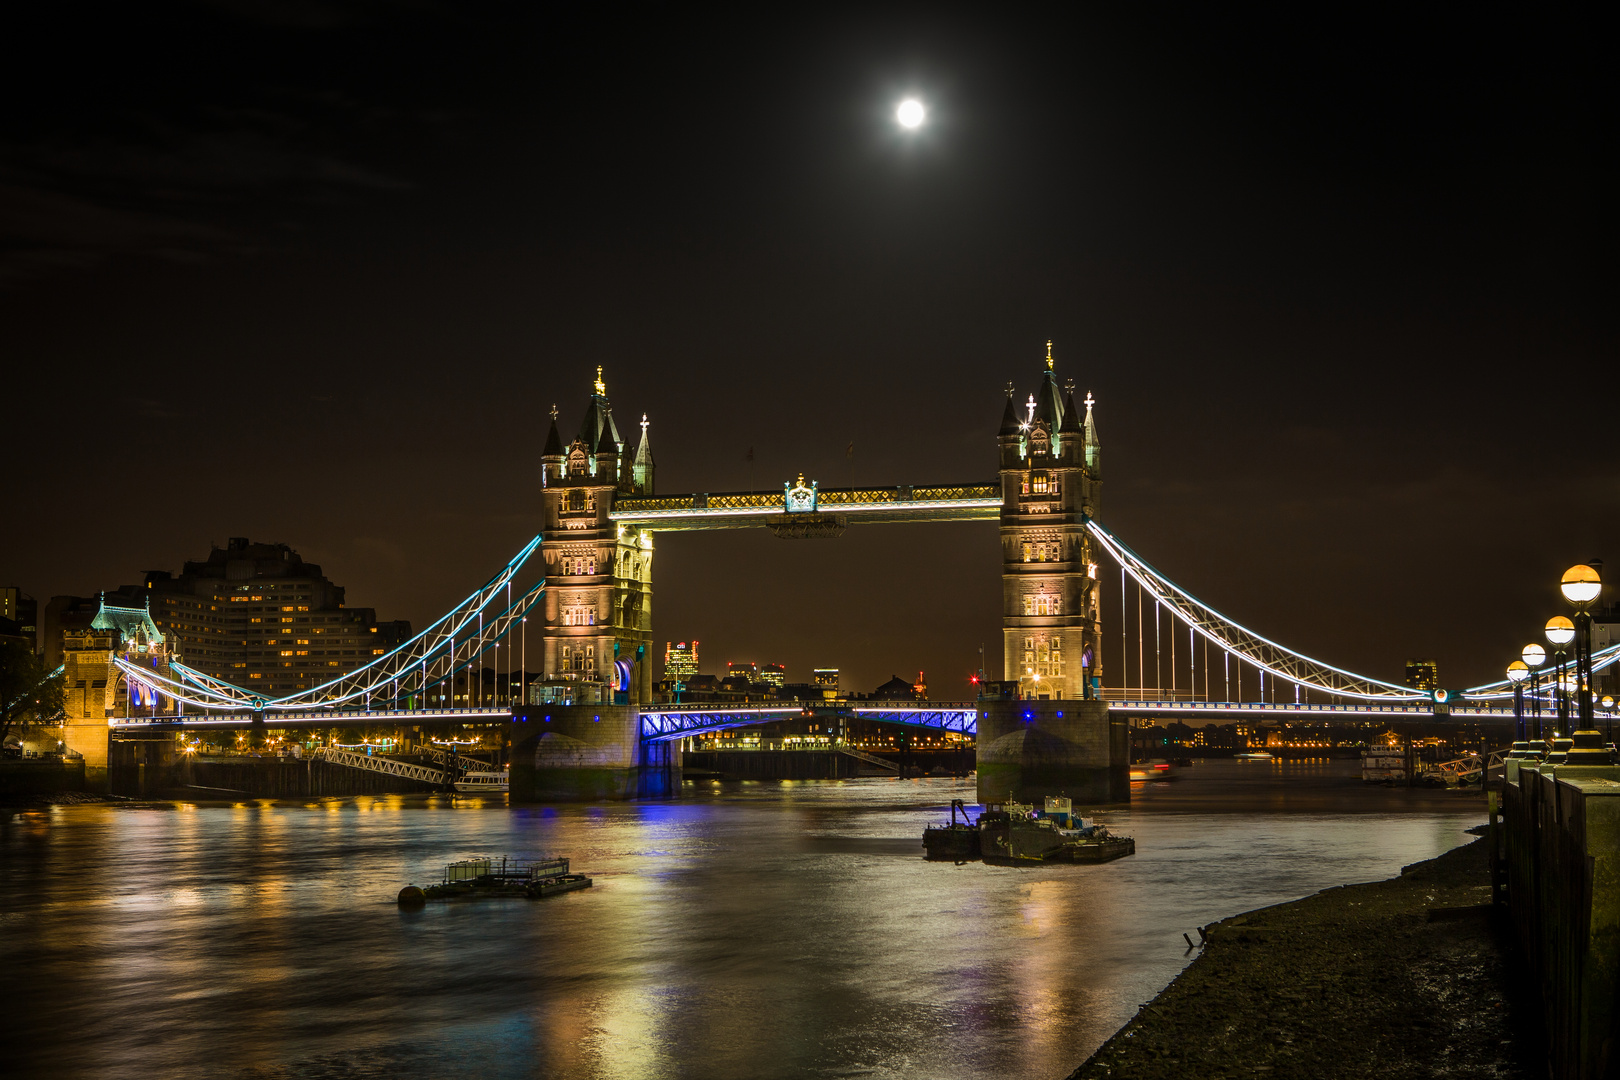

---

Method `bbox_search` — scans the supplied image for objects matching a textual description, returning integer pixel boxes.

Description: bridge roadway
[106,698,1541,742]
[609,483,1001,532]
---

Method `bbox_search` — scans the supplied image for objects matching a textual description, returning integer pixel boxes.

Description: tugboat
[398,856,591,905]
[923,799,982,860]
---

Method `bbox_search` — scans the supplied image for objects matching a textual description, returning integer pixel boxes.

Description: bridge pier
[506,707,680,802]
[975,699,1128,805]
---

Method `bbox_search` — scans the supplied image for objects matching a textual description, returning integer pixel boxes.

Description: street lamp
[1560,564,1608,763]
[1546,617,1575,741]
[1506,661,1530,753]
[1523,643,1547,746]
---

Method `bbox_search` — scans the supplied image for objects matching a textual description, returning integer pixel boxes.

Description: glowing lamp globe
[896,99,925,129]
[1603,696,1616,710]
[1506,661,1529,684]
[1545,616,1576,647]
[1559,674,1578,695]
[1522,643,1546,668]
[1561,564,1602,607]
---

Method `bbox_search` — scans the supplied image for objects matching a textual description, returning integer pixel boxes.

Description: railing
[108,707,512,729]
[639,700,980,741]
[1105,699,1519,717]
[1427,747,1510,781]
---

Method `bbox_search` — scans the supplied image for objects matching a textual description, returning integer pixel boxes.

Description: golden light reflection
[580,985,670,1080]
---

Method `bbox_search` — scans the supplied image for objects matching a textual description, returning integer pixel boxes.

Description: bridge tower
[60,597,175,791]
[998,341,1104,700]
[536,368,656,706]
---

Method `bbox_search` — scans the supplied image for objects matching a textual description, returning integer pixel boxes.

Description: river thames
[1,760,1483,1080]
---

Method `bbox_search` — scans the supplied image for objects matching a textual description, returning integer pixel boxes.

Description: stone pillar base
[976,698,1127,806]
[508,706,680,802]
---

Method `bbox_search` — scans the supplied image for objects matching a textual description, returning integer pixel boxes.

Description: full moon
[896,99,925,129]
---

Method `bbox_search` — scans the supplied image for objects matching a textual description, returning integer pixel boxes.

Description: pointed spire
[542,403,563,457]
[1083,392,1101,474]
[632,414,655,494]
[1059,381,1081,434]
[998,390,1021,436]
[599,405,621,455]
[1032,341,1065,431]
[635,413,655,468]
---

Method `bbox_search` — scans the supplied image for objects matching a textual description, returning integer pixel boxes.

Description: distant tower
[61,596,174,789]
[998,341,1104,700]
[537,368,655,705]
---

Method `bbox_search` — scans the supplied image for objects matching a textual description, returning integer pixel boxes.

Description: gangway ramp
[315,747,449,785]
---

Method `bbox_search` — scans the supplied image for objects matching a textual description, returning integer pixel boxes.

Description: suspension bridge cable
[1085,517,1427,701]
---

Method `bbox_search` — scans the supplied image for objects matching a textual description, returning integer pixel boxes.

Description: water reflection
[1,761,1482,1080]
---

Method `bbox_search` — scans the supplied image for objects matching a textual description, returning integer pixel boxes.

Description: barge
[398,856,591,905]
[923,796,1135,865]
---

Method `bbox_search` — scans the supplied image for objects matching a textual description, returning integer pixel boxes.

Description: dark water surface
[1,760,1484,1080]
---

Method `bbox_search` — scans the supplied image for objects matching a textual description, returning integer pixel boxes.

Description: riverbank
[1068,836,1540,1079]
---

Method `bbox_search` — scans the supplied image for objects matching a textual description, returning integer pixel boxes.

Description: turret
[541,404,564,487]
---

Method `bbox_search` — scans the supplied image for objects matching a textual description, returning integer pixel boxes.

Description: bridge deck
[106,699,1516,739]
[611,483,1000,531]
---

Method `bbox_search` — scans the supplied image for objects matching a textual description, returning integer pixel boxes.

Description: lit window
[1031,472,1049,494]
[1022,542,1031,563]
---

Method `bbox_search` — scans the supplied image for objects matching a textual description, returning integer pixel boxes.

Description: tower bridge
[66,345,1620,799]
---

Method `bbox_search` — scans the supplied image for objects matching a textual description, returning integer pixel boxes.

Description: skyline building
[140,539,409,694]
[1403,659,1439,693]
[0,587,36,649]
[664,640,699,682]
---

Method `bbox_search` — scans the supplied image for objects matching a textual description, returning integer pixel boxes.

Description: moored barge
[398,856,591,905]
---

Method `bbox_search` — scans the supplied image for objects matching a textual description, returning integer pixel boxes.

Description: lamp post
[1545,617,1575,736]
[1506,661,1530,755]
[1561,564,1608,763]
[1523,643,1547,749]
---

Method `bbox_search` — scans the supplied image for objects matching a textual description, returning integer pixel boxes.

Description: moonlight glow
[896,99,925,129]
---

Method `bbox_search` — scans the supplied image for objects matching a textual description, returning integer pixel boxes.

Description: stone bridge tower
[536,368,656,705]
[998,342,1104,700]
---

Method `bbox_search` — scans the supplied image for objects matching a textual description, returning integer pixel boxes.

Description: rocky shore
[1069,837,1542,1079]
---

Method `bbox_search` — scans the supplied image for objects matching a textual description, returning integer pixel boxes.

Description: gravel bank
[1069,837,1541,1079]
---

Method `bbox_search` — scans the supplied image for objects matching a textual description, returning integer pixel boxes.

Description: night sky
[2,3,1610,695]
